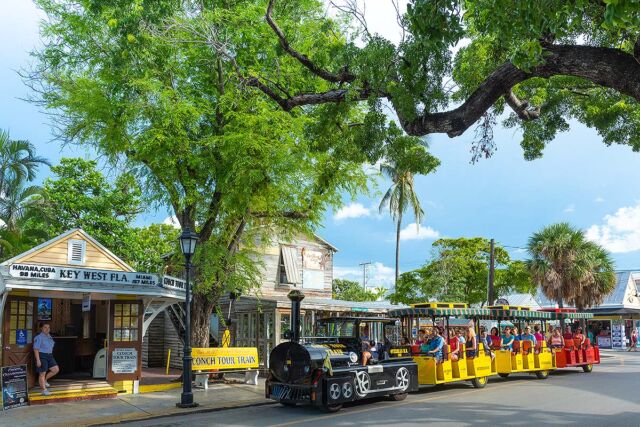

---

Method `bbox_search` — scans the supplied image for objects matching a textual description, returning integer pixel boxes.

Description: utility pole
[487,238,496,306]
[359,261,372,290]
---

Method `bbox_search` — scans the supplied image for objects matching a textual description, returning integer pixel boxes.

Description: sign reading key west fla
[192,348,259,371]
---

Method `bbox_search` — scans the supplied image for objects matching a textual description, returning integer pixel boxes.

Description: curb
[88,399,277,426]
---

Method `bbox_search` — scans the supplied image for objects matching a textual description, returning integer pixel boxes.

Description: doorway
[2,297,37,388]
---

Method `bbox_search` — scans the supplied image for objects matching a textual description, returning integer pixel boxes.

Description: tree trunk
[394,211,402,292]
[558,297,565,329]
[191,292,217,348]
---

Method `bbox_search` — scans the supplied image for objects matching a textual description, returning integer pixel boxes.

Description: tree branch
[266,0,356,84]
[504,90,541,121]
[250,210,309,219]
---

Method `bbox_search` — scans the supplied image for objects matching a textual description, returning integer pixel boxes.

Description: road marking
[267,382,519,427]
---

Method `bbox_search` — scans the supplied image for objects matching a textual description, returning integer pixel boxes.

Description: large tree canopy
[28,0,440,345]
[214,0,640,161]
[389,237,535,305]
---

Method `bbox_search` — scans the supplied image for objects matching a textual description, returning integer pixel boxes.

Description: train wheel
[582,364,593,373]
[498,373,509,378]
[388,392,408,401]
[535,370,549,379]
[471,376,488,388]
[323,404,342,413]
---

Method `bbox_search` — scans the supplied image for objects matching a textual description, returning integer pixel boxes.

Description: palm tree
[527,222,616,312]
[379,164,424,289]
[0,129,49,197]
[0,178,42,231]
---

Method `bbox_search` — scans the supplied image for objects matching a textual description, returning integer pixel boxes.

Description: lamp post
[177,226,199,408]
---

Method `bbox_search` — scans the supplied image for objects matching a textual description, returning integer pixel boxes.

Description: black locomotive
[266,290,419,412]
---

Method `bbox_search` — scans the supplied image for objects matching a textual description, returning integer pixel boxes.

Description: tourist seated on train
[449,335,461,361]
[549,328,565,348]
[533,325,544,344]
[501,327,515,350]
[573,327,586,348]
[400,335,410,346]
[563,325,574,340]
[465,327,478,358]
[521,326,538,354]
[362,340,375,366]
[415,329,427,345]
[426,327,445,363]
[490,327,502,350]
[512,326,521,342]
[479,327,496,360]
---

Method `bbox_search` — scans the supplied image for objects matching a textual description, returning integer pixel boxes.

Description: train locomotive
[266,290,419,412]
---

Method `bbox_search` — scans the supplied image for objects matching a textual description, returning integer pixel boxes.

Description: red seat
[411,344,421,355]
[522,340,533,355]
[490,336,501,350]
[512,340,521,354]
[564,339,574,349]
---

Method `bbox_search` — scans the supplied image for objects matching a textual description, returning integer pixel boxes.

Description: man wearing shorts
[33,322,59,396]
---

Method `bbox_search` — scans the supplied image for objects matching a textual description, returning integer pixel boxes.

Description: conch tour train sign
[9,263,185,292]
[192,347,259,371]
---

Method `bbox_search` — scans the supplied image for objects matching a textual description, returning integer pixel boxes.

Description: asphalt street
[114,351,640,427]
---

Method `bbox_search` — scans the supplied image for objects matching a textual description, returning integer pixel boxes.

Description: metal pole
[488,238,495,306]
[178,255,198,408]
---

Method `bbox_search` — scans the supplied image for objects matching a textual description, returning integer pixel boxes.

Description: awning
[388,307,492,318]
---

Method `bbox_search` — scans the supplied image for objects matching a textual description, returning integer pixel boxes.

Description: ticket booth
[0,229,185,399]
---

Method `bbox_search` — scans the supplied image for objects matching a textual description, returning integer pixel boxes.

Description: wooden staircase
[29,378,118,404]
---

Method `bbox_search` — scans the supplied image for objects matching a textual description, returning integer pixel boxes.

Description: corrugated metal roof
[501,293,542,310]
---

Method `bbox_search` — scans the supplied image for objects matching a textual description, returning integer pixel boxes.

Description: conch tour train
[266,291,600,412]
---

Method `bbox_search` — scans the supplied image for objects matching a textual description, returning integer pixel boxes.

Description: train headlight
[349,352,358,363]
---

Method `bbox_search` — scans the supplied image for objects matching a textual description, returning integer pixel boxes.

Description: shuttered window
[67,239,86,265]
[280,246,300,284]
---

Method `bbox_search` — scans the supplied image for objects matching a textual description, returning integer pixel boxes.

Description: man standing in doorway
[33,322,59,396]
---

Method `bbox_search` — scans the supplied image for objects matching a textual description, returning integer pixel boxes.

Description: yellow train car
[389,306,496,389]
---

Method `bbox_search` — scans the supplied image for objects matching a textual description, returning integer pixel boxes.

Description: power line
[359,261,372,290]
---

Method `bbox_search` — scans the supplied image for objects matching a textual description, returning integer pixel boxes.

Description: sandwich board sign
[2,365,29,410]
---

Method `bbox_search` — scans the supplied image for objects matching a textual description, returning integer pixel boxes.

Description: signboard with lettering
[9,263,187,295]
[111,348,138,374]
[192,347,259,371]
[302,249,325,270]
[9,263,158,286]
[162,275,186,291]
[1,365,29,410]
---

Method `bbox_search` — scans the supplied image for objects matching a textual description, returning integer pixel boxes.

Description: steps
[29,379,118,404]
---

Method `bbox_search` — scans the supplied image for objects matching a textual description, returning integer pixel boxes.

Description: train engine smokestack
[288,289,305,342]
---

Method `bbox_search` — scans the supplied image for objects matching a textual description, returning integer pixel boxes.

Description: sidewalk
[2,377,272,427]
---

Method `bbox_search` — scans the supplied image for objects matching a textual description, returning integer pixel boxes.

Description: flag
[323,354,333,376]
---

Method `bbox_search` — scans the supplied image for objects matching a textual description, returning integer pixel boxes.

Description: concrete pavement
[1,377,269,427]
[120,351,640,427]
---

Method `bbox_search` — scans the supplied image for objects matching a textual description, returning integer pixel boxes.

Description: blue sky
[3,2,640,290]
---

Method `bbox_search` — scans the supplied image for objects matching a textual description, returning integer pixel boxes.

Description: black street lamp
[177,226,199,408]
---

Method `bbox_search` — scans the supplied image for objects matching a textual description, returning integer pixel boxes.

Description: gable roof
[1,228,134,272]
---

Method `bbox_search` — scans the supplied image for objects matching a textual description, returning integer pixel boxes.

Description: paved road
[117,352,640,427]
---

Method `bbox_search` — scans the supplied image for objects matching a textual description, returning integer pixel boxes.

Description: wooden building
[0,229,185,396]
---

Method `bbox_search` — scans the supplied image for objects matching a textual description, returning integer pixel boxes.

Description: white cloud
[334,203,371,221]
[334,261,396,290]
[586,202,640,253]
[399,223,440,241]
[563,204,575,213]
[163,215,180,228]
[595,197,605,203]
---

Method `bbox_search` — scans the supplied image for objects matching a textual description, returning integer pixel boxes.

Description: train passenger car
[486,306,555,379]
[266,290,419,412]
[541,308,600,373]
[389,304,496,389]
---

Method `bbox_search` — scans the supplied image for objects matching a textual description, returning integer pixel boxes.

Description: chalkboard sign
[2,365,30,410]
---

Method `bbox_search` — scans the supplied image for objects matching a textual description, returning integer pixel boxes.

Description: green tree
[31,0,414,345]
[379,129,439,289]
[125,223,179,273]
[527,223,616,310]
[389,237,535,305]
[332,278,386,302]
[34,158,143,255]
[222,1,640,161]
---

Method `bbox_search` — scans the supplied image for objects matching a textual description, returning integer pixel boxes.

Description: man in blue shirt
[33,322,59,396]
[521,326,538,345]
[425,327,445,362]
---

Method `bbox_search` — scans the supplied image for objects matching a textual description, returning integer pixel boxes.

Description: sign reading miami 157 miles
[192,348,259,371]
[2,365,29,410]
